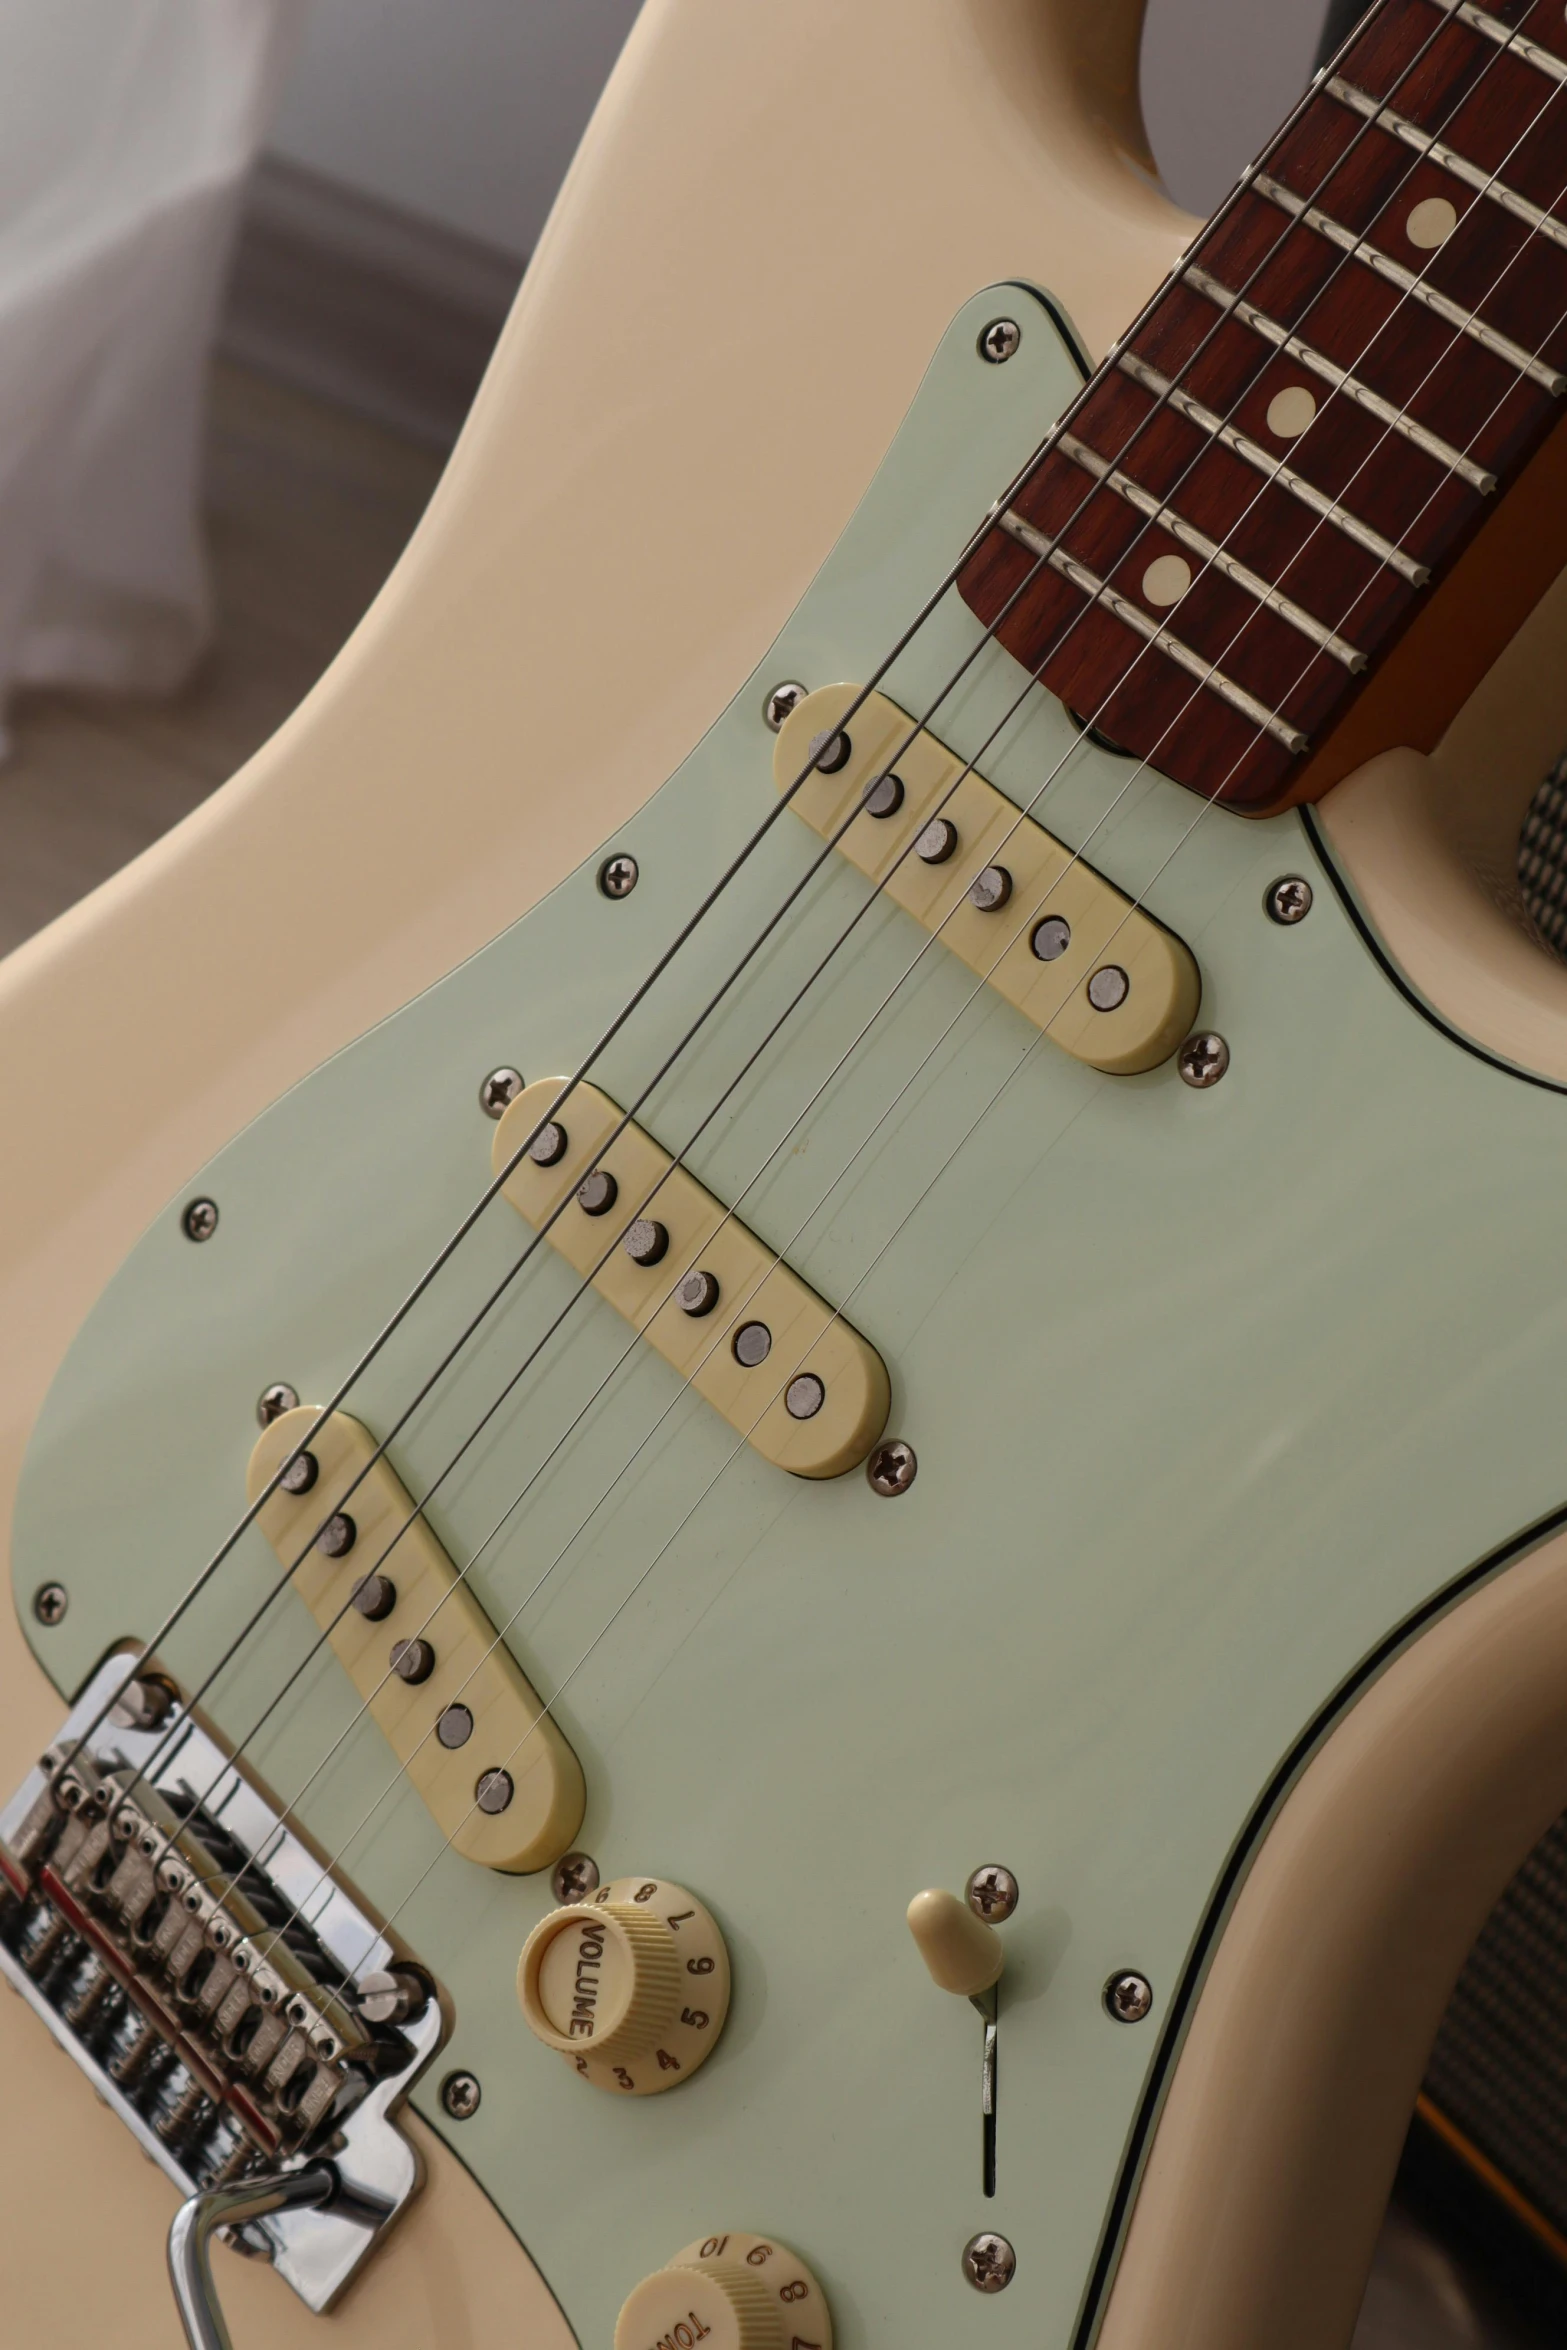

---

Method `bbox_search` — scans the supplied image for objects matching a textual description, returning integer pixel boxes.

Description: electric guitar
[6,2,1567,2346]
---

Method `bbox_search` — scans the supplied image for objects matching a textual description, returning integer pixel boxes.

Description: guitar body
[7,5,1567,2349]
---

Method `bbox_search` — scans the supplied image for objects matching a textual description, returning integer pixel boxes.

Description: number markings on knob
[614,2233,833,2350]
[517,1875,730,2095]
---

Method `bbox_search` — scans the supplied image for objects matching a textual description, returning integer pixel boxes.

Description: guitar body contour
[6,6,1567,2350]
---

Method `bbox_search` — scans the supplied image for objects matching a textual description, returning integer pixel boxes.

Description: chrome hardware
[355,1968,430,2028]
[1178,1032,1230,1088]
[478,1066,525,1118]
[966,1864,1020,1923]
[963,2232,1017,2291]
[255,1382,299,1427]
[108,1675,176,1733]
[440,2069,481,2119]
[182,1199,218,1243]
[1104,1970,1154,2022]
[0,1656,439,2315]
[598,853,639,900]
[763,680,808,731]
[31,1583,67,1627]
[866,1439,917,1497]
[169,2162,341,2350]
[551,1851,601,1902]
[977,318,1021,364]
[1265,875,1314,925]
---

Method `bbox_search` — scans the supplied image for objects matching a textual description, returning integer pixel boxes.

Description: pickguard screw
[967,1864,1019,1923]
[1265,875,1314,925]
[440,2069,482,2120]
[963,2232,1017,2291]
[479,1067,524,1118]
[599,854,639,900]
[1104,1970,1154,2023]
[552,1851,600,1902]
[256,1382,298,1427]
[867,1440,917,1497]
[764,681,808,731]
[978,318,1022,365]
[1178,1032,1230,1089]
[182,1198,218,1243]
[32,1583,67,1627]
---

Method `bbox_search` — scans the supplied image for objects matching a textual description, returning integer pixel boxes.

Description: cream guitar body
[5,4,1567,2349]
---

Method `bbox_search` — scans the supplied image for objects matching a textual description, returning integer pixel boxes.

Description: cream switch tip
[906,1887,1004,1996]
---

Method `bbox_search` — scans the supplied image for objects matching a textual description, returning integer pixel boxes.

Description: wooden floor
[0,363,445,959]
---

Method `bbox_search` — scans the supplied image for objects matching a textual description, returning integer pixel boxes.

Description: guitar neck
[960,0,1567,815]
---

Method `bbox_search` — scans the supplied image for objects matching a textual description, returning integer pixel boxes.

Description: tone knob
[615,2234,832,2350]
[517,1875,730,2095]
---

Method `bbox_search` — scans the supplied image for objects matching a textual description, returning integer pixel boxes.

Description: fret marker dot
[1141,554,1190,608]
[1266,386,1317,439]
[1406,196,1457,250]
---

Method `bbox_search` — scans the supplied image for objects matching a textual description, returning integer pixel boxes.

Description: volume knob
[517,1875,730,2095]
[615,2235,833,2350]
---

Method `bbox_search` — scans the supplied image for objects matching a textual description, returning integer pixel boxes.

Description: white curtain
[0,2,308,755]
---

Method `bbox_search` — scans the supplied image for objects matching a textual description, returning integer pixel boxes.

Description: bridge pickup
[493,1080,891,1478]
[773,686,1200,1074]
[248,1409,585,1874]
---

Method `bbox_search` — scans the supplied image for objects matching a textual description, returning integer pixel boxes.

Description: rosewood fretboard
[958,0,1567,814]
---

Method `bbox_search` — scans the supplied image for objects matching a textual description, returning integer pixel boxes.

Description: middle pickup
[774,686,1200,1074]
[493,1080,891,1479]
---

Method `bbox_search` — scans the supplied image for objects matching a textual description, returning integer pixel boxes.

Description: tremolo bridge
[774,686,1200,1074]
[0,1657,439,2312]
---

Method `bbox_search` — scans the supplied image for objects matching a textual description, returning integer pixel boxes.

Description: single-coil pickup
[248,1410,585,1873]
[773,686,1200,1074]
[493,1079,891,1478]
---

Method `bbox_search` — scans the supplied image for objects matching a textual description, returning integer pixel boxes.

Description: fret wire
[1057,432,1368,669]
[1115,351,1432,583]
[1431,0,1567,89]
[1184,263,1499,490]
[1254,170,1567,394]
[996,508,1310,752]
[1326,74,1567,253]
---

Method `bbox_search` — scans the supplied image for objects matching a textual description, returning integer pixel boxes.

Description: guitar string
[159,4,1547,1912]
[222,34,1567,1958]
[310,44,1567,1975]
[95,0,1455,1814]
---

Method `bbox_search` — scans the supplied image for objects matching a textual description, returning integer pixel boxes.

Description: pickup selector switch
[516,1875,729,2095]
[615,2234,832,2350]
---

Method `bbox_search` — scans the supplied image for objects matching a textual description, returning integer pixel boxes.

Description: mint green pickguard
[15,286,1567,2350]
